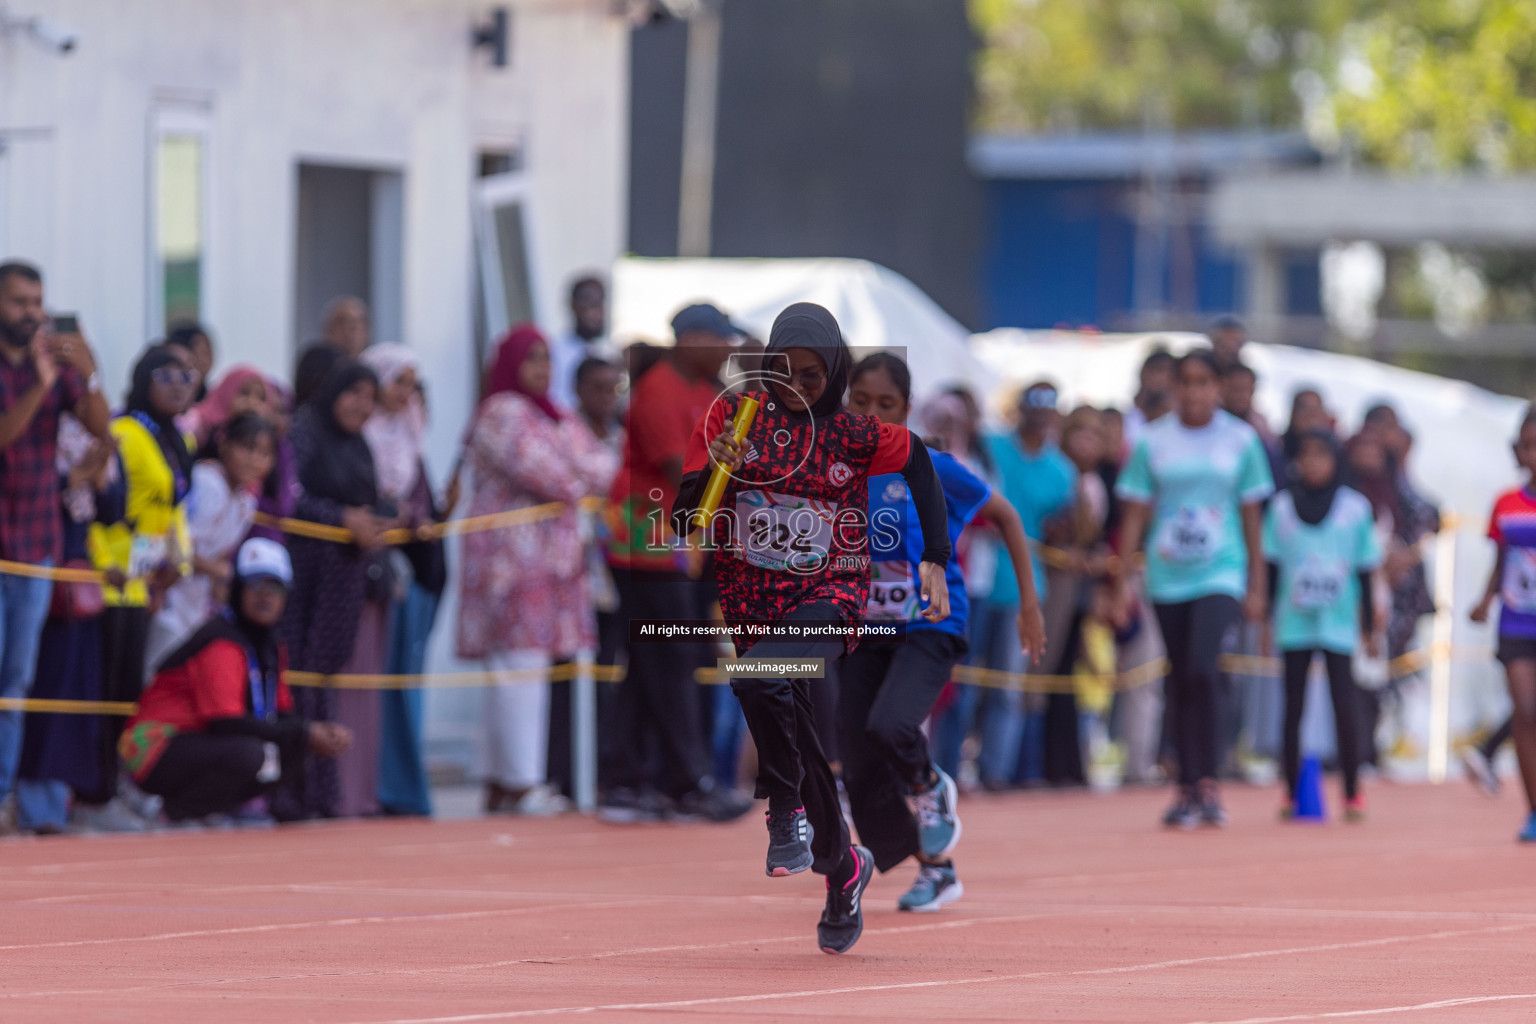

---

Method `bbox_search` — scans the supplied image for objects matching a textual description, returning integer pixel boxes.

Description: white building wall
[0,0,628,474]
[1,0,630,777]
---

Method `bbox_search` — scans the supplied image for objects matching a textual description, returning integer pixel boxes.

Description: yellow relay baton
[692,396,759,529]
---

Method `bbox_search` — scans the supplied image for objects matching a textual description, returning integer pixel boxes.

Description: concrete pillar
[1246,244,1285,343]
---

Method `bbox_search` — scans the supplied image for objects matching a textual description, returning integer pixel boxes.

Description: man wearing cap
[119,539,352,823]
[602,303,752,824]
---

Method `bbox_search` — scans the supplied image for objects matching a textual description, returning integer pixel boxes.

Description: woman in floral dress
[457,325,617,815]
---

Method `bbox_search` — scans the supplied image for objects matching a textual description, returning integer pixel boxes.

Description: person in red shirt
[601,304,753,825]
[674,302,953,955]
[120,538,352,823]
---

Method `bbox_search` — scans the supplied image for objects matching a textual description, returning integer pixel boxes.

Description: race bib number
[867,561,919,622]
[128,534,168,579]
[1502,548,1536,614]
[1155,506,1223,565]
[1290,555,1348,611]
[737,491,836,573]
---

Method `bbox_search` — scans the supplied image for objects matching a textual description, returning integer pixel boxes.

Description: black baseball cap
[671,303,744,340]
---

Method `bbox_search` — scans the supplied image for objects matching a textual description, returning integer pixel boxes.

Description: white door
[472,171,542,369]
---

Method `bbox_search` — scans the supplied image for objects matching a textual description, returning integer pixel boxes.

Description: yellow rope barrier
[250,497,606,548]
[0,697,137,715]
[1,637,1485,716]
[0,502,1488,714]
[0,560,109,584]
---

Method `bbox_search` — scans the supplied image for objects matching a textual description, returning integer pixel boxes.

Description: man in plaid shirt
[0,262,111,830]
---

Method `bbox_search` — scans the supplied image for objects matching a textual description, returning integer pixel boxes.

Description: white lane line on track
[0,909,1088,1000]
[1181,993,1536,1023]
[8,873,1534,922]
[0,899,659,951]
[7,898,1536,969]
[343,922,1536,1024]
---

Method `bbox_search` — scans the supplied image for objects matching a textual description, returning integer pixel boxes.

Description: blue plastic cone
[1294,755,1327,822]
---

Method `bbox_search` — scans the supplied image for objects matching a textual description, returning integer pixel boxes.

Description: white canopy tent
[611,256,990,400]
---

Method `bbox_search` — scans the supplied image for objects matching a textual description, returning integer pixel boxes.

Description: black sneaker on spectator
[597,787,669,824]
[673,784,753,824]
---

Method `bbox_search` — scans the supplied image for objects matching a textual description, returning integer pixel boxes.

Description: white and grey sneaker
[71,797,153,834]
[1463,748,1501,797]
[513,784,572,817]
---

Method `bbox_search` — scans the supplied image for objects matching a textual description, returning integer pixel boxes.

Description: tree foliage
[971,0,1339,133]
[1328,0,1536,171]
[971,0,1536,171]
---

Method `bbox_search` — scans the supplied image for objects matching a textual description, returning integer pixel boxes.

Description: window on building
[149,106,210,337]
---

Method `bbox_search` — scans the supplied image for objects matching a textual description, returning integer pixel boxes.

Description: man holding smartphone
[0,260,111,831]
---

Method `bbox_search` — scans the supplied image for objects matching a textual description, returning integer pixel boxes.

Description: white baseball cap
[235,538,293,588]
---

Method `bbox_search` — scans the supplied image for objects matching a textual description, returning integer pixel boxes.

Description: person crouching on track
[843,353,1047,912]
[119,538,353,824]
[673,303,953,955]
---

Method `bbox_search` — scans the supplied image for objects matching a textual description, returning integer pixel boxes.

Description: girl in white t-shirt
[147,413,278,670]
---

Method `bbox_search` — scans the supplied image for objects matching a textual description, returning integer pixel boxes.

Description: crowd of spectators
[0,254,1443,835]
[930,317,1441,796]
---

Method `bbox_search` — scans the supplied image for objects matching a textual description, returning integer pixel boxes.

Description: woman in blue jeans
[1114,350,1273,828]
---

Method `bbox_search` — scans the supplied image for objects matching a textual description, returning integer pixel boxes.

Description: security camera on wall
[28,16,78,53]
[0,9,80,54]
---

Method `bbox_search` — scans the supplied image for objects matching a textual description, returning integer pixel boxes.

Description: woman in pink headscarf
[456,325,617,816]
[181,366,269,448]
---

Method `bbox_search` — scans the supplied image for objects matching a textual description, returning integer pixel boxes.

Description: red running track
[3,782,1536,1023]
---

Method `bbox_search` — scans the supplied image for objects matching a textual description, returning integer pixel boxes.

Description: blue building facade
[972,133,1322,332]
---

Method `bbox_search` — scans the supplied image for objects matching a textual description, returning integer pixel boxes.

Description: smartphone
[50,314,79,335]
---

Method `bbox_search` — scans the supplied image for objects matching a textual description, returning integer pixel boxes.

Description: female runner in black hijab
[673,302,952,955]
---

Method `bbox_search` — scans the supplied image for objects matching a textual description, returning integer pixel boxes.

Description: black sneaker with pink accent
[818,845,874,954]
[765,805,814,877]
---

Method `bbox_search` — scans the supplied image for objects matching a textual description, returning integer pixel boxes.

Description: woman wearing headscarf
[87,346,199,816]
[673,302,953,954]
[179,365,268,449]
[275,360,396,820]
[1264,430,1381,820]
[361,343,448,817]
[456,324,618,817]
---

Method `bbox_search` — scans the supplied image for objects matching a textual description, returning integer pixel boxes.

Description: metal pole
[676,0,720,257]
[572,654,597,813]
[1426,522,1458,783]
